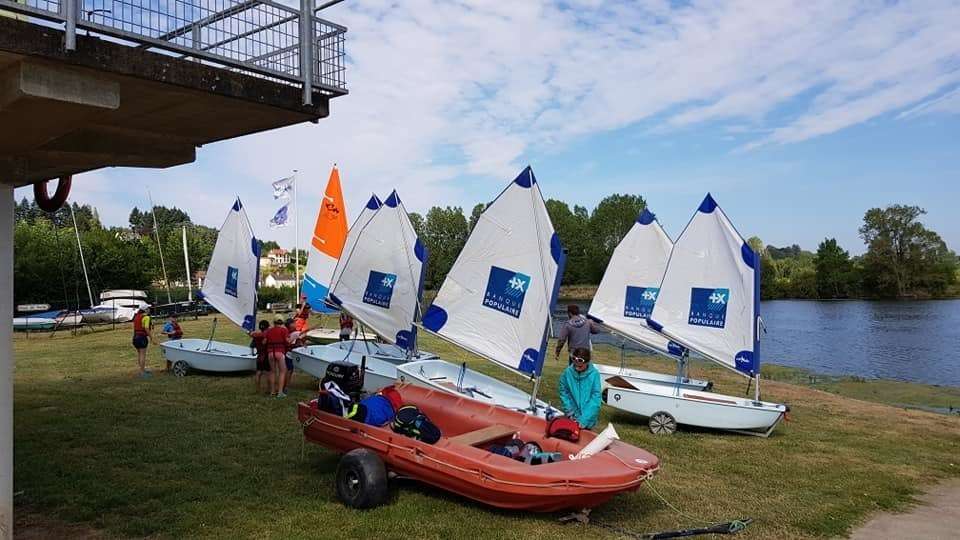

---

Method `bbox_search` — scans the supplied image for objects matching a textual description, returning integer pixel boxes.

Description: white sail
[328,193,381,296]
[328,190,426,349]
[422,166,564,376]
[199,199,260,331]
[648,194,760,377]
[588,209,686,358]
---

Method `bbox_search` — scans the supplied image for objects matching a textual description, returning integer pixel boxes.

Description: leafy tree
[587,194,646,283]
[859,205,957,297]
[767,244,804,260]
[815,238,857,298]
[408,212,425,238]
[468,203,486,233]
[421,206,468,289]
[129,205,191,236]
[545,199,590,284]
[259,240,280,253]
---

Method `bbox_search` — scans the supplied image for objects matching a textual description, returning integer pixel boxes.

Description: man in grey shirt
[555,304,602,364]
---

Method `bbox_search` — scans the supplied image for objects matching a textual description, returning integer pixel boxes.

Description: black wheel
[649,411,677,435]
[172,361,189,377]
[335,448,388,509]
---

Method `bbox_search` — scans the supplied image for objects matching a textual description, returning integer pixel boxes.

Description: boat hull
[159,339,256,373]
[603,379,786,434]
[12,317,56,331]
[298,384,659,512]
[288,341,437,393]
[594,363,711,391]
[396,359,560,419]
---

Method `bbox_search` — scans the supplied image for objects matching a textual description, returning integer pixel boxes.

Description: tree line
[12,195,957,308]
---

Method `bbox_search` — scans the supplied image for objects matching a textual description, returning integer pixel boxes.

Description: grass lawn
[13,315,960,539]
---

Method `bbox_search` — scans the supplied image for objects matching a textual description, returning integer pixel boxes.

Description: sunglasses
[572,356,589,364]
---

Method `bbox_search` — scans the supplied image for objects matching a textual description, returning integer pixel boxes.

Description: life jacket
[546,416,581,442]
[391,405,441,444]
[264,326,288,353]
[132,312,148,336]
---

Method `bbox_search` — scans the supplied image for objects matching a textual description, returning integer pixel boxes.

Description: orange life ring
[34,176,72,212]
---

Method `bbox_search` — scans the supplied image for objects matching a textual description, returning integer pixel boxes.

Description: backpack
[390,405,441,444]
[322,361,363,397]
[546,416,581,442]
[359,394,395,427]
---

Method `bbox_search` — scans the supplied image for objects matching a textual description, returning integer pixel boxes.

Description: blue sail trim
[232,198,242,211]
[408,236,429,354]
[697,193,717,214]
[586,313,604,324]
[385,190,400,208]
[366,194,382,210]
[513,165,536,188]
[532,240,566,376]
[250,234,261,326]
[741,242,757,269]
[637,208,656,225]
[422,304,448,332]
[302,275,336,313]
[328,292,343,307]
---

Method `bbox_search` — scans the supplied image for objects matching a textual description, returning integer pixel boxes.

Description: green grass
[13,316,960,539]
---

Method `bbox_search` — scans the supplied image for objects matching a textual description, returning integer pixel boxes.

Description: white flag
[272,176,295,200]
[269,204,290,228]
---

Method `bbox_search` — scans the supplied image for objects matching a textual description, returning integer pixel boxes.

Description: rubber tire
[649,411,677,435]
[172,361,190,377]
[335,448,388,509]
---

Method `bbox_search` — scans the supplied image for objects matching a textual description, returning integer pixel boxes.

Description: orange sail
[302,166,349,312]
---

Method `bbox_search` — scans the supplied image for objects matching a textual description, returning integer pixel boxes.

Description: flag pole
[294,169,300,305]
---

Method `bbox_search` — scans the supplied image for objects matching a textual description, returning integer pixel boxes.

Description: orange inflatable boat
[298,383,660,512]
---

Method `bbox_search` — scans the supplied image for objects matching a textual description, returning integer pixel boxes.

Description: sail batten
[587,208,686,358]
[302,167,349,313]
[199,198,259,331]
[422,166,563,377]
[328,190,425,349]
[648,194,760,377]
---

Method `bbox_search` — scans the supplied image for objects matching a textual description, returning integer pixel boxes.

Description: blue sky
[17,0,960,255]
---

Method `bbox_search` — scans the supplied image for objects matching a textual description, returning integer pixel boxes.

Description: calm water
[554,299,960,387]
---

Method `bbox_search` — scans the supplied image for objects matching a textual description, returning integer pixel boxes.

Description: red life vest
[133,312,148,336]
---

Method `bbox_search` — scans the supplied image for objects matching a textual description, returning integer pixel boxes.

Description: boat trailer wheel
[335,448,388,509]
[649,411,677,435]
[172,361,190,377]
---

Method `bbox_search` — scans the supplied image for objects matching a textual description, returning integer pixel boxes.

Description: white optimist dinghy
[289,190,437,391]
[588,208,711,391]
[160,199,260,376]
[397,166,562,418]
[602,194,787,436]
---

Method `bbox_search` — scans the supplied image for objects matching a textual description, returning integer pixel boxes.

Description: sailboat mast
[69,205,95,309]
[182,226,192,302]
[147,188,172,304]
[293,170,300,305]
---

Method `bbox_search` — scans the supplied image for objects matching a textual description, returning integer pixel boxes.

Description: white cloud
[58,0,960,240]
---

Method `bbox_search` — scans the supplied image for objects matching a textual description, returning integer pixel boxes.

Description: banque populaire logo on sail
[362,270,397,309]
[688,287,729,328]
[623,286,659,319]
[225,266,239,298]
[482,265,531,319]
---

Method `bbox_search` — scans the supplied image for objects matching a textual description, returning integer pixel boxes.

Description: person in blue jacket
[558,347,602,429]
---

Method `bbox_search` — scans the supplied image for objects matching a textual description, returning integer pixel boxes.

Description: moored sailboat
[397,166,562,418]
[587,208,711,391]
[289,190,437,390]
[159,199,260,376]
[602,194,787,435]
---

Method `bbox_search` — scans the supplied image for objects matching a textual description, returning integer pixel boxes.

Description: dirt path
[849,479,960,539]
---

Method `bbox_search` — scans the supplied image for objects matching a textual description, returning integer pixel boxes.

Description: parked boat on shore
[398,167,562,418]
[160,199,259,376]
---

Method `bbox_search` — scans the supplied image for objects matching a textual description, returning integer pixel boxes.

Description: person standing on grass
[555,304,601,364]
[283,318,304,395]
[264,318,289,398]
[249,320,271,395]
[131,307,154,378]
[558,347,602,429]
[339,312,354,341]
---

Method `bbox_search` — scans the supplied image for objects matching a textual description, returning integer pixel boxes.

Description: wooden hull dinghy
[289,340,437,392]
[298,383,659,512]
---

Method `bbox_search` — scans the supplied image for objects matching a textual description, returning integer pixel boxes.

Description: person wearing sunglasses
[558,347,602,429]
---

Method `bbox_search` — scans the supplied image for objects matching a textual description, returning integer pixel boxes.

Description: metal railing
[0,0,347,103]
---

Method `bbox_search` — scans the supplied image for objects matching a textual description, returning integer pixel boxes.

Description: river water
[553,299,960,387]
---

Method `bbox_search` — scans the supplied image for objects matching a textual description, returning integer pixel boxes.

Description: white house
[263,273,297,288]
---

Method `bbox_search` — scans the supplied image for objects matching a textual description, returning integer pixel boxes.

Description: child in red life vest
[248,320,271,395]
[264,318,289,398]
